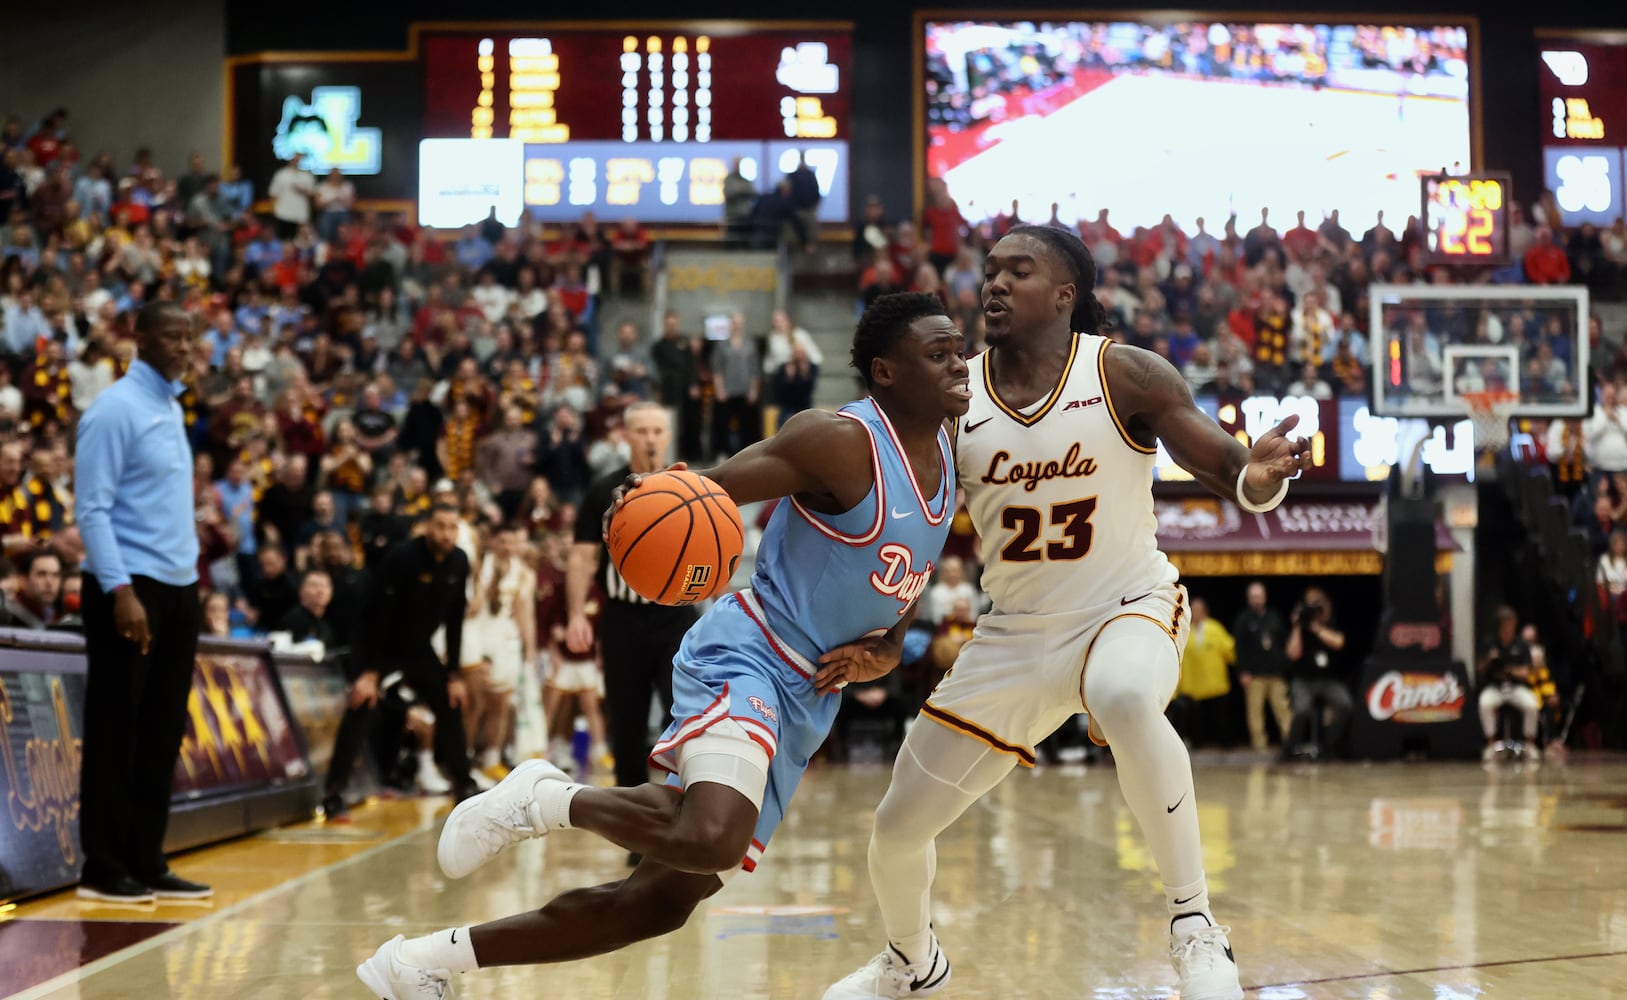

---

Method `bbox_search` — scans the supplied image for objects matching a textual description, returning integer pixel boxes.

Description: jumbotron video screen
[923,20,1474,230]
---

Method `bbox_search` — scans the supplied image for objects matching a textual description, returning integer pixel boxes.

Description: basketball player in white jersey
[823,225,1309,1000]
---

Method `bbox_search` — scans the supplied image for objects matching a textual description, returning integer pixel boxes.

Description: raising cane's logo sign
[1366,670,1466,723]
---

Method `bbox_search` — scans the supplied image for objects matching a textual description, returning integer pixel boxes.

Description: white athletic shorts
[922,583,1187,767]
[548,656,604,695]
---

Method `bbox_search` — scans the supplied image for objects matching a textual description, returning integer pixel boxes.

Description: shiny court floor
[6,756,1627,999]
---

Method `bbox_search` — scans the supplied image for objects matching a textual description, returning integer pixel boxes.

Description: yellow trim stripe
[983,333,1080,427]
[1097,341,1158,454]
[920,703,1037,768]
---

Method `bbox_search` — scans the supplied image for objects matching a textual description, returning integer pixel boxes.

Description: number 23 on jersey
[998,497,1098,563]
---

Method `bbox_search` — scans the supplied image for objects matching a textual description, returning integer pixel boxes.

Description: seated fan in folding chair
[1476,607,1545,763]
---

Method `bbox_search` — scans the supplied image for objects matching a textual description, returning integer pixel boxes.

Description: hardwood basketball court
[4,756,1626,999]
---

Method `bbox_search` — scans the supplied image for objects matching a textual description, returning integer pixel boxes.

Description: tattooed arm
[1103,344,1309,505]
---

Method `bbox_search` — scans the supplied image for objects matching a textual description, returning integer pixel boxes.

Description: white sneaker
[1482,743,1498,763]
[1170,916,1243,1000]
[823,940,951,999]
[356,934,456,999]
[416,755,453,795]
[437,758,569,879]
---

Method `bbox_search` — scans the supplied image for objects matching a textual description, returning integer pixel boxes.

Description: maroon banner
[1153,499,1458,553]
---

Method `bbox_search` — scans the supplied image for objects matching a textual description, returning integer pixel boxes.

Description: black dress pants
[325,650,470,796]
[600,605,692,788]
[79,575,201,885]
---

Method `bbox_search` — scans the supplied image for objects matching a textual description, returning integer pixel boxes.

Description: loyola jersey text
[955,334,1177,615]
[751,397,955,663]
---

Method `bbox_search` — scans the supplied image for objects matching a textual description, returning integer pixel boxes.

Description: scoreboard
[1538,34,1627,226]
[422,29,849,143]
[1421,173,1511,265]
[418,27,851,224]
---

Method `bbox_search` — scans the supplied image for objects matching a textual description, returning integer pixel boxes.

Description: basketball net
[1460,390,1519,454]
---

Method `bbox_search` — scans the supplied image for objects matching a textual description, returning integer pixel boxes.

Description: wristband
[109,583,129,594]
[1235,466,1290,514]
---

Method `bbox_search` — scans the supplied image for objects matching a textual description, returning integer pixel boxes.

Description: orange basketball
[607,470,744,606]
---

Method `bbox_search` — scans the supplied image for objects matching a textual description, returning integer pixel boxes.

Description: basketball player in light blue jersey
[358,292,970,1000]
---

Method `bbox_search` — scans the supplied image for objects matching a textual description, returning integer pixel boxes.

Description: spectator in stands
[1243,207,1280,266]
[922,177,967,276]
[1281,210,1319,262]
[711,314,762,457]
[925,555,980,624]
[536,403,590,507]
[478,406,535,519]
[609,217,649,294]
[200,590,232,638]
[772,343,818,418]
[249,542,299,630]
[1286,361,1333,400]
[312,530,365,648]
[314,168,355,244]
[359,484,408,570]
[1182,342,1217,390]
[722,158,757,246]
[1234,581,1292,752]
[268,153,314,240]
[1169,597,1235,748]
[3,547,63,627]
[1477,606,1543,760]
[1585,383,1627,474]
[1524,226,1572,285]
[276,568,334,646]
[1598,530,1627,612]
[761,309,822,375]
[853,193,889,266]
[786,151,821,253]
[604,321,653,399]
[1285,586,1351,759]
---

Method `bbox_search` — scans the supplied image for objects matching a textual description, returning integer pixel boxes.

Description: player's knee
[870,795,919,854]
[665,818,752,875]
[668,722,770,874]
[1086,673,1164,727]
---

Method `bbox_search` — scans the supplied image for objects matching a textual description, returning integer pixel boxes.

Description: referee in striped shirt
[567,403,697,790]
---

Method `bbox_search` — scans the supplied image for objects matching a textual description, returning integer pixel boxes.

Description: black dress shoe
[321,793,349,820]
[77,876,156,903]
[147,872,214,900]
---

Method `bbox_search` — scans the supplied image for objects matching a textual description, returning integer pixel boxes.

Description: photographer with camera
[1476,607,1543,762]
[1284,586,1351,759]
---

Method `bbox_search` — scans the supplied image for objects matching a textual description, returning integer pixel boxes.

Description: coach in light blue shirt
[73,302,215,905]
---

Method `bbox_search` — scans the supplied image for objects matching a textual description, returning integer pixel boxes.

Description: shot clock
[1421,173,1512,265]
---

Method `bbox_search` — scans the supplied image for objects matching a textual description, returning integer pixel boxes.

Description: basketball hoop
[1460,390,1519,453]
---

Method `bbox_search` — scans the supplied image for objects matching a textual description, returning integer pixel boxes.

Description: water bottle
[572,717,590,776]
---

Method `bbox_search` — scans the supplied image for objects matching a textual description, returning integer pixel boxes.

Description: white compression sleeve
[867,718,1018,961]
[1082,618,1207,895]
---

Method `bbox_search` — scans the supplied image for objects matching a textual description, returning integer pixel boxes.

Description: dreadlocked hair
[1005,224,1111,335]
[850,291,949,388]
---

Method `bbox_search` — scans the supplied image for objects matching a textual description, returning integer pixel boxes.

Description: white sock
[1165,876,1213,926]
[479,747,501,769]
[533,778,586,831]
[397,927,479,973]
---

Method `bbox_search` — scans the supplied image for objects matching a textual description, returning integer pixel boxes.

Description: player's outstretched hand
[813,634,902,695]
[603,461,689,540]
[1242,413,1311,497]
